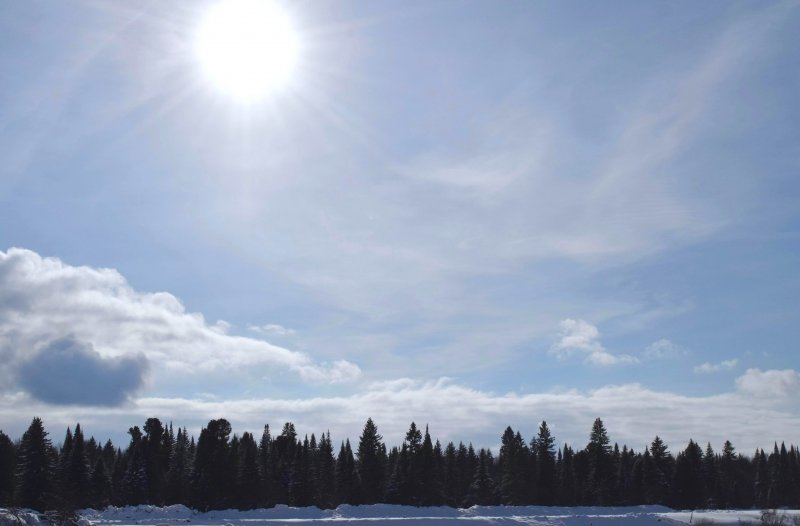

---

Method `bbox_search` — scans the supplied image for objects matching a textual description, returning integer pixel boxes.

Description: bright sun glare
[195,0,299,101]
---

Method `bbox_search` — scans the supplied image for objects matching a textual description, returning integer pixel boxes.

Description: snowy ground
[3,505,798,526]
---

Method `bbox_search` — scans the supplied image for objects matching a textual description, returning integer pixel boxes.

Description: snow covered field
[4,505,798,526]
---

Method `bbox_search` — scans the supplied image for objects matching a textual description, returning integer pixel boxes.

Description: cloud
[248,323,296,337]
[551,319,638,366]
[694,359,739,374]
[1,375,798,454]
[17,337,147,406]
[736,368,800,398]
[644,339,688,360]
[294,360,362,385]
[0,248,359,387]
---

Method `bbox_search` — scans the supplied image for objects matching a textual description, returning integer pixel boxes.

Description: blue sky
[1,0,799,453]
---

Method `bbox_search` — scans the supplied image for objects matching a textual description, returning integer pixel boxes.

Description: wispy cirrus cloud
[644,339,688,360]
[694,359,739,374]
[248,323,297,337]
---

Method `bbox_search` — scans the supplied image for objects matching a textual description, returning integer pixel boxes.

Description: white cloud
[1,375,798,454]
[694,359,739,374]
[644,339,688,360]
[0,248,360,397]
[736,368,800,398]
[551,319,638,366]
[294,360,362,385]
[248,323,296,336]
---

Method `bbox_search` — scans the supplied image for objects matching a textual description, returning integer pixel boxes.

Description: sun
[195,0,300,102]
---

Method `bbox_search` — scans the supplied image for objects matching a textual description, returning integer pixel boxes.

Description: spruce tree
[702,443,719,507]
[15,417,54,511]
[237,432,261,509]
[315,431,336,508]
[498,426,526,505]
[356,418,385,504]
[0,430,15,507]
[464,449,497,506]
[192,419,232,510]
[671,440,706,509]
[585,418,612,505]
[336,439,359,504]
[536,421,556,505]
[166,428,191,505]
[89,457,111,509]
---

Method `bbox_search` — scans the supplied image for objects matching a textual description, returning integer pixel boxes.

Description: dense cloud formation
[18,337,147,405]
[0,248,361,392]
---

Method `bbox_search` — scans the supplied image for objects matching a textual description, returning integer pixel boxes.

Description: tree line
[1,416,798,512]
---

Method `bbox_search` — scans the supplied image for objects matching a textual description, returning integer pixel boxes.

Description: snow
[4,506,799,526]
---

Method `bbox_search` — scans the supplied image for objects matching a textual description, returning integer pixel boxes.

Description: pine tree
[15,417,54,511]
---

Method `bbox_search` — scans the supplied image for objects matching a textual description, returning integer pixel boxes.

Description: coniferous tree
[336,439,359,504]
[753,448,768,507]
[717,440,736,507]
[143,418,167,505]
[356,418,385,504]
[672,440,706,509]
[257,425,273,507]
[384,444,407,504]
[557,444,576,505]
[166,427,191,505]
[464,449,497,506]
[497,426,526,505]
[237,431,261,509]
[123,426,149,505]
[585,418,612,505]
[417,426,443,505]
[271,423,297,505]
[65,423,91,510]
[89,457,111,509]
[192,419,232,510]
[289,438,314,507]
[702,443,719,507]
[614,445,633,505]
[536,421,556,505]
[15,417,54,511]
[646,436,673,505]
[0,430,16,507]
[315,431,336,508]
